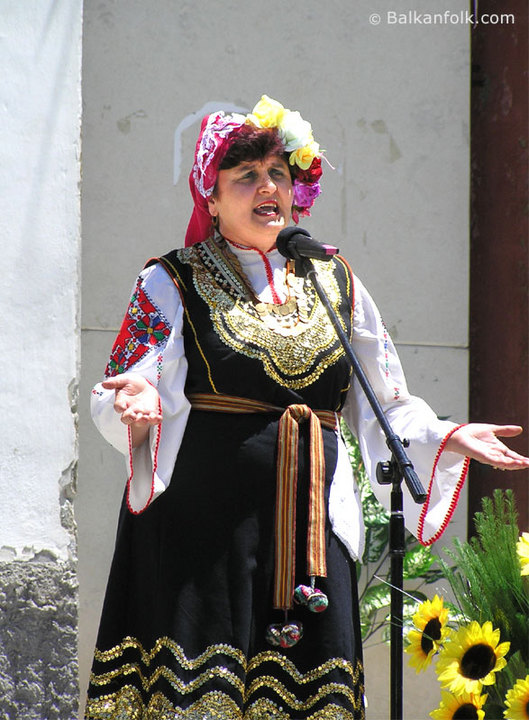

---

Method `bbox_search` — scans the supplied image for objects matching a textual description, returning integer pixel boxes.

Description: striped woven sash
[187,392,338,611]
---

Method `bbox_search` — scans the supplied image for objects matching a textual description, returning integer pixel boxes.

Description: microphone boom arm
[301,259,426,501]
[296,256,427,720]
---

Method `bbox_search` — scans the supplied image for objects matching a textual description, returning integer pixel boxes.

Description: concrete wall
[0,1,82,717]
[79,1,470,717]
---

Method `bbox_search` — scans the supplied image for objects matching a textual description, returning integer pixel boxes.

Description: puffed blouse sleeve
[90,263,191,514]
[340,275,469,546]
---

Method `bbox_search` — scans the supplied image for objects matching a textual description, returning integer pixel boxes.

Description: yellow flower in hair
[430,690,487,720]
[436,620,510,696]
[249,95,285,128]
[504,674,529,719]
[289,141,320,171]
[516,532,529,576]
[406,595,451,672]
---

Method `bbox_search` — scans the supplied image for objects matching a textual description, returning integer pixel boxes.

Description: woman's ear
[207,196,217,218]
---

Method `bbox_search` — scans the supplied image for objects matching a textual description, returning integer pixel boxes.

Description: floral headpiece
[246,95,323,222]
[185,95,323,246]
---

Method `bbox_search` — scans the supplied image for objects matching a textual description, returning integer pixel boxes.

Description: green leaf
[361,583,392,618]
[362,524,389,564]
[345,425,467,650]
[402,545,436,579]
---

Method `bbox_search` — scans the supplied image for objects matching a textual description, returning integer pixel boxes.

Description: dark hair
[219,125,289,172]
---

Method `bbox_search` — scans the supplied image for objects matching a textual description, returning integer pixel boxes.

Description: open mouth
[254,201,279,217]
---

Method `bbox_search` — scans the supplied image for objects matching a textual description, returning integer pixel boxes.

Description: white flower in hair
[278,110,314,152]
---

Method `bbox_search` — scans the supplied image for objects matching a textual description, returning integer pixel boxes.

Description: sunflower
[436,620,510,695]
[516,532,529,576]
[504,675,529,719]
[430,690,487,720]
[406,594,451,672]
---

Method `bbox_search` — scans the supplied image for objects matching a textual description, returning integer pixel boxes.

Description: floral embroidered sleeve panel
[90,263,190,513]
[340,275,469,547]
[103,273,173,380]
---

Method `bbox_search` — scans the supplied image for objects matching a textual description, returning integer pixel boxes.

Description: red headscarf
[185,112,247,247]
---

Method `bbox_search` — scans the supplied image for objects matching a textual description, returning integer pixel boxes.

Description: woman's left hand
[445,424,529,470]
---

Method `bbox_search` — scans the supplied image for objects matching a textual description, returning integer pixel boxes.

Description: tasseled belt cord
[187,392,338,611]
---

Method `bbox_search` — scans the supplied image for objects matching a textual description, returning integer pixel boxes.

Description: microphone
[276,227,339,262]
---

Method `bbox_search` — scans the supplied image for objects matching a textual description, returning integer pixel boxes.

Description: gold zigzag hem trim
[94,638,246,670]
[88,638,364,716]
[85,686,365,720]
[93,638,361,686]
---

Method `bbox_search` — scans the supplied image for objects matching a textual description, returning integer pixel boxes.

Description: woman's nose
[258,174,277,192]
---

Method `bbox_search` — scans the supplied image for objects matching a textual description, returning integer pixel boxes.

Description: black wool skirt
[86,411,365,720]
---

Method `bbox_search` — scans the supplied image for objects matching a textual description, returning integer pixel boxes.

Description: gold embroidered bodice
[162,238,354,396]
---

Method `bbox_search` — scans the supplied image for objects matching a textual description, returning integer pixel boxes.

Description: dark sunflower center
[453,704,479,719]
[460,643,496,680]
[420,618,442,655]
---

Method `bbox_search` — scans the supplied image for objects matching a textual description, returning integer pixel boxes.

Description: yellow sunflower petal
[406,629,438,673]
[504,674,529,720]
[436,620,510,696]
[430,690,487,720]
[406,594,452,675]
[516,532,529,576]
[412,594,450,632]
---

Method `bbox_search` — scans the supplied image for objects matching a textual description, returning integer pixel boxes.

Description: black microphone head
[276,226,311,259]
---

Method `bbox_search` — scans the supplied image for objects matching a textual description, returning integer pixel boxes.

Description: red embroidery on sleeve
[125,394,163,515]
[417,424,470,546]
[105,279,171,377]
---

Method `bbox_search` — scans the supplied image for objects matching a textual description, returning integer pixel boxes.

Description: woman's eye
[270,168,285,178]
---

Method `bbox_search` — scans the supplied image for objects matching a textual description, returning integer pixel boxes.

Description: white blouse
[91,244,468,561]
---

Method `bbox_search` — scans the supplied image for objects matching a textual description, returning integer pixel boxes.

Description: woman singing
[86,95,529,719]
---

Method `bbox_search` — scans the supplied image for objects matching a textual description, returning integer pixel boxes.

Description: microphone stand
[295,257,427,720]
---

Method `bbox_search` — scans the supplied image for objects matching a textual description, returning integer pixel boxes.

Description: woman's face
[207,154,292,252]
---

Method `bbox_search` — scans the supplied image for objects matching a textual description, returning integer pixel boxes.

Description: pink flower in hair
[292,179,322,211]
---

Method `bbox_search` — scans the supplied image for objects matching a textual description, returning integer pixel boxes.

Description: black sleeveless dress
[85,238,366,720]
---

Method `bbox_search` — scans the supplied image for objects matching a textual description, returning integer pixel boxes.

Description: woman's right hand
[102,373,162,447]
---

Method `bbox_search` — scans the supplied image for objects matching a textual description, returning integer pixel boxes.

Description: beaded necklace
[214,234,310,332]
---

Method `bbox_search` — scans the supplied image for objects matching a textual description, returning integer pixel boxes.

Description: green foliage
[341,421,442,644]
[402,544,436,579]
[438,489,528,663]
[436,489,529,714]
[345,430,529,720]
